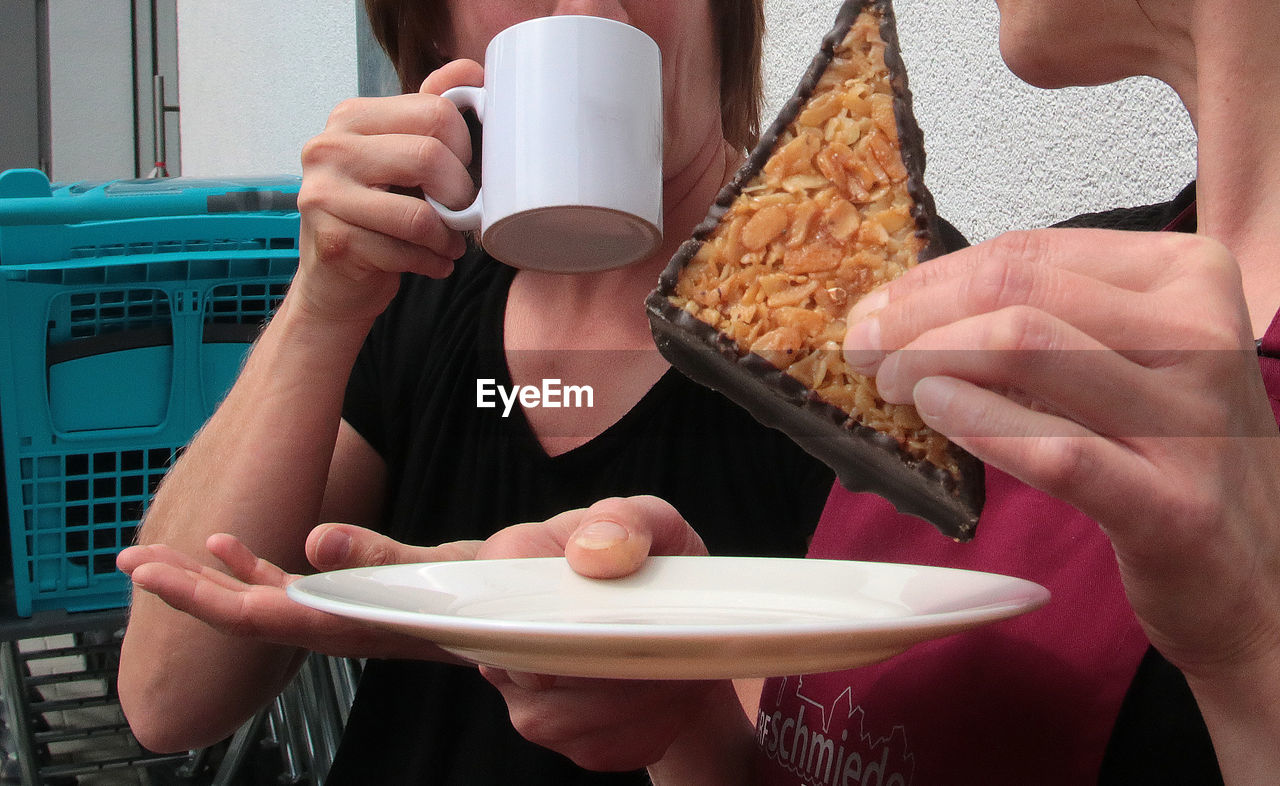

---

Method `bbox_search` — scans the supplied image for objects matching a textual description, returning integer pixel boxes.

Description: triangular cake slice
[646,0,983,540]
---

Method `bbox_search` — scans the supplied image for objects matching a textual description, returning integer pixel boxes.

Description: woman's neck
[1175,2,1280,336]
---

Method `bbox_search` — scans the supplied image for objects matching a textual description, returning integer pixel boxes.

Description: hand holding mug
[292,60,482,325]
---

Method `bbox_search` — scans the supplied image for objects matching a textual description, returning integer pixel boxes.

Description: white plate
[287,556,1049,680]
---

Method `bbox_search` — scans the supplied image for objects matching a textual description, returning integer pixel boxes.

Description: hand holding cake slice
[646,0,983,540]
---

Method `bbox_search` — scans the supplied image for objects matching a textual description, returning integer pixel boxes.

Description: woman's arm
[118,301,384,752]
[118,60,485,753]
[1186,650,1280,785]
[646,681,761,786]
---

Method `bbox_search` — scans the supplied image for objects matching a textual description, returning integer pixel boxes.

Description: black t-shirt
[328,253,835,784]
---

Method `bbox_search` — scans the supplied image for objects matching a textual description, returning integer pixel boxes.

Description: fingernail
[314,529,351,567]
[913,376,955,422]
[573,520,628,551]
[126,563,152,590]
[843,315,883,373]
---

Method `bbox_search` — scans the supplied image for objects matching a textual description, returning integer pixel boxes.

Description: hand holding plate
[475,495,730,772]
[118,527,478,661]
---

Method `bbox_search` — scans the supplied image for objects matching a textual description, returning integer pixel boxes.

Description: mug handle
[424,85,485,230]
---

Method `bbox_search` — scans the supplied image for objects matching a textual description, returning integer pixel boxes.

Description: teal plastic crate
[0,169,301,616]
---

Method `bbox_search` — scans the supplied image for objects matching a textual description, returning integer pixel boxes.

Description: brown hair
[362,1,765,151]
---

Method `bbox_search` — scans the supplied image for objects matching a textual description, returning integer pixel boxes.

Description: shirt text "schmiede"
[476,378,595,418]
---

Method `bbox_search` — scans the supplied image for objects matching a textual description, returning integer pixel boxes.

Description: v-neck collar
[475,261,681,466]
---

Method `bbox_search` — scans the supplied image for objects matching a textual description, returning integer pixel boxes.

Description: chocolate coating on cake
[647,0,982,540]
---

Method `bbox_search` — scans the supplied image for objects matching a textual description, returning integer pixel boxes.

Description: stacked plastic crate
[0,169,300,617]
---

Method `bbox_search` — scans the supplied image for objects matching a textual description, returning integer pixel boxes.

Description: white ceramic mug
[427,15,663,273]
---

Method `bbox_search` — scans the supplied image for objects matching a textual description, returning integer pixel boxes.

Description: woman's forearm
[647,680,762,786]
[136,293,376,559]
[119,291,377,751]
[1187,646,1280,785]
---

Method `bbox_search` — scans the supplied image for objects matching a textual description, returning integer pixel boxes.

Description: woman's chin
[998,27,1127,89]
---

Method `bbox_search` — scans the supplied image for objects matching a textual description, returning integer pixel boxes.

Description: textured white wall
[176,0,358,177]
[766,0,1198,241]
[176,1,1197,239]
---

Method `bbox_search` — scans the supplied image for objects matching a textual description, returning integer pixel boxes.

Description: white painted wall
[176,0,358,177]
[47,0,136,181]
[767,0,1197,241]
[175,0,1198,240]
